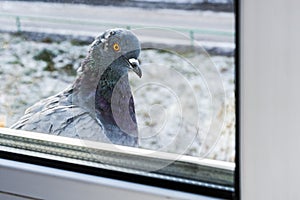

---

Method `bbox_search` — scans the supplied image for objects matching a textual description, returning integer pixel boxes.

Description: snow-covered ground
[0,32,235,162]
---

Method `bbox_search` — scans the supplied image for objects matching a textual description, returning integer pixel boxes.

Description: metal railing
[0,13,234,48]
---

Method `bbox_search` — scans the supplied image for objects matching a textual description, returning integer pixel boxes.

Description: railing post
[189,30,194,46]
[16,16,21,33]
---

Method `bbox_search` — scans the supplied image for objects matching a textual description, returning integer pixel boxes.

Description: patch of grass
[24,68,37,76]
[7,60,23,66]
[61,63,77,76]
[58,49,66,54]
[34,49,57,72]
[33,49,56,62]
[70,39,90,46]
[44,64,56,72]
[79,54,86,59]
[41,37,54,44]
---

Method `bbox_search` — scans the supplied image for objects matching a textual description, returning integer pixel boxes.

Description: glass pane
[0,0,236,195]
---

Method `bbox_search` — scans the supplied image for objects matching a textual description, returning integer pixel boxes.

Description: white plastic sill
[0,158,218,200]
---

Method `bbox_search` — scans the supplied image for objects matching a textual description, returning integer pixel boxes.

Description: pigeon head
[89,28,142,78]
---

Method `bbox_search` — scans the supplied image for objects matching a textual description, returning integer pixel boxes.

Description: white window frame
[0,158,216,200]
[240,0,300,199]
[0,1,240,200]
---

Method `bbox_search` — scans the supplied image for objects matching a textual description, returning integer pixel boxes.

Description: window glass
[0,0,236,197]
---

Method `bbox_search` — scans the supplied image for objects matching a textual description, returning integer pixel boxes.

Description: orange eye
[113,43,120,51]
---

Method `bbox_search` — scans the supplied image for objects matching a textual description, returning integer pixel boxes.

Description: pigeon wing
[11,92,108,142]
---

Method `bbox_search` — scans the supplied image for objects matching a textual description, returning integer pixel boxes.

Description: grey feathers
[11,87,106,141]
[11,28,142,147]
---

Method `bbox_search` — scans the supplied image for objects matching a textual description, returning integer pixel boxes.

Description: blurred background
[0,0,235,162]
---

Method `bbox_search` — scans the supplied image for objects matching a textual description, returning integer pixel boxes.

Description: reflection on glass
[0,0,235,191]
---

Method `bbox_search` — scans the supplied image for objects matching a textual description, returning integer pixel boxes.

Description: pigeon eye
[113,43,120,51]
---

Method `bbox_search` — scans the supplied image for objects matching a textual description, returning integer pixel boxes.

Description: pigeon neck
[95,64,129,119]
[95,64,138,146]
[72,58,138,146]
[70,60,102,117]
[71,57,129,116]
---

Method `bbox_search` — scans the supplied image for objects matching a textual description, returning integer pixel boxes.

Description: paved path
[0,1,235,48]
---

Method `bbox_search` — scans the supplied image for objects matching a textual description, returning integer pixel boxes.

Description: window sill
[0,128,235,199]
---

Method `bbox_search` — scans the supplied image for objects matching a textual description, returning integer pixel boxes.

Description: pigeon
[11,28,142,147]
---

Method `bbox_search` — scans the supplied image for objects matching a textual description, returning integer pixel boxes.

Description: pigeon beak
[128,58,142,78]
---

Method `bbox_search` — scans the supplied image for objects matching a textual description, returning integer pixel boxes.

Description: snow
[0,32,235,162]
